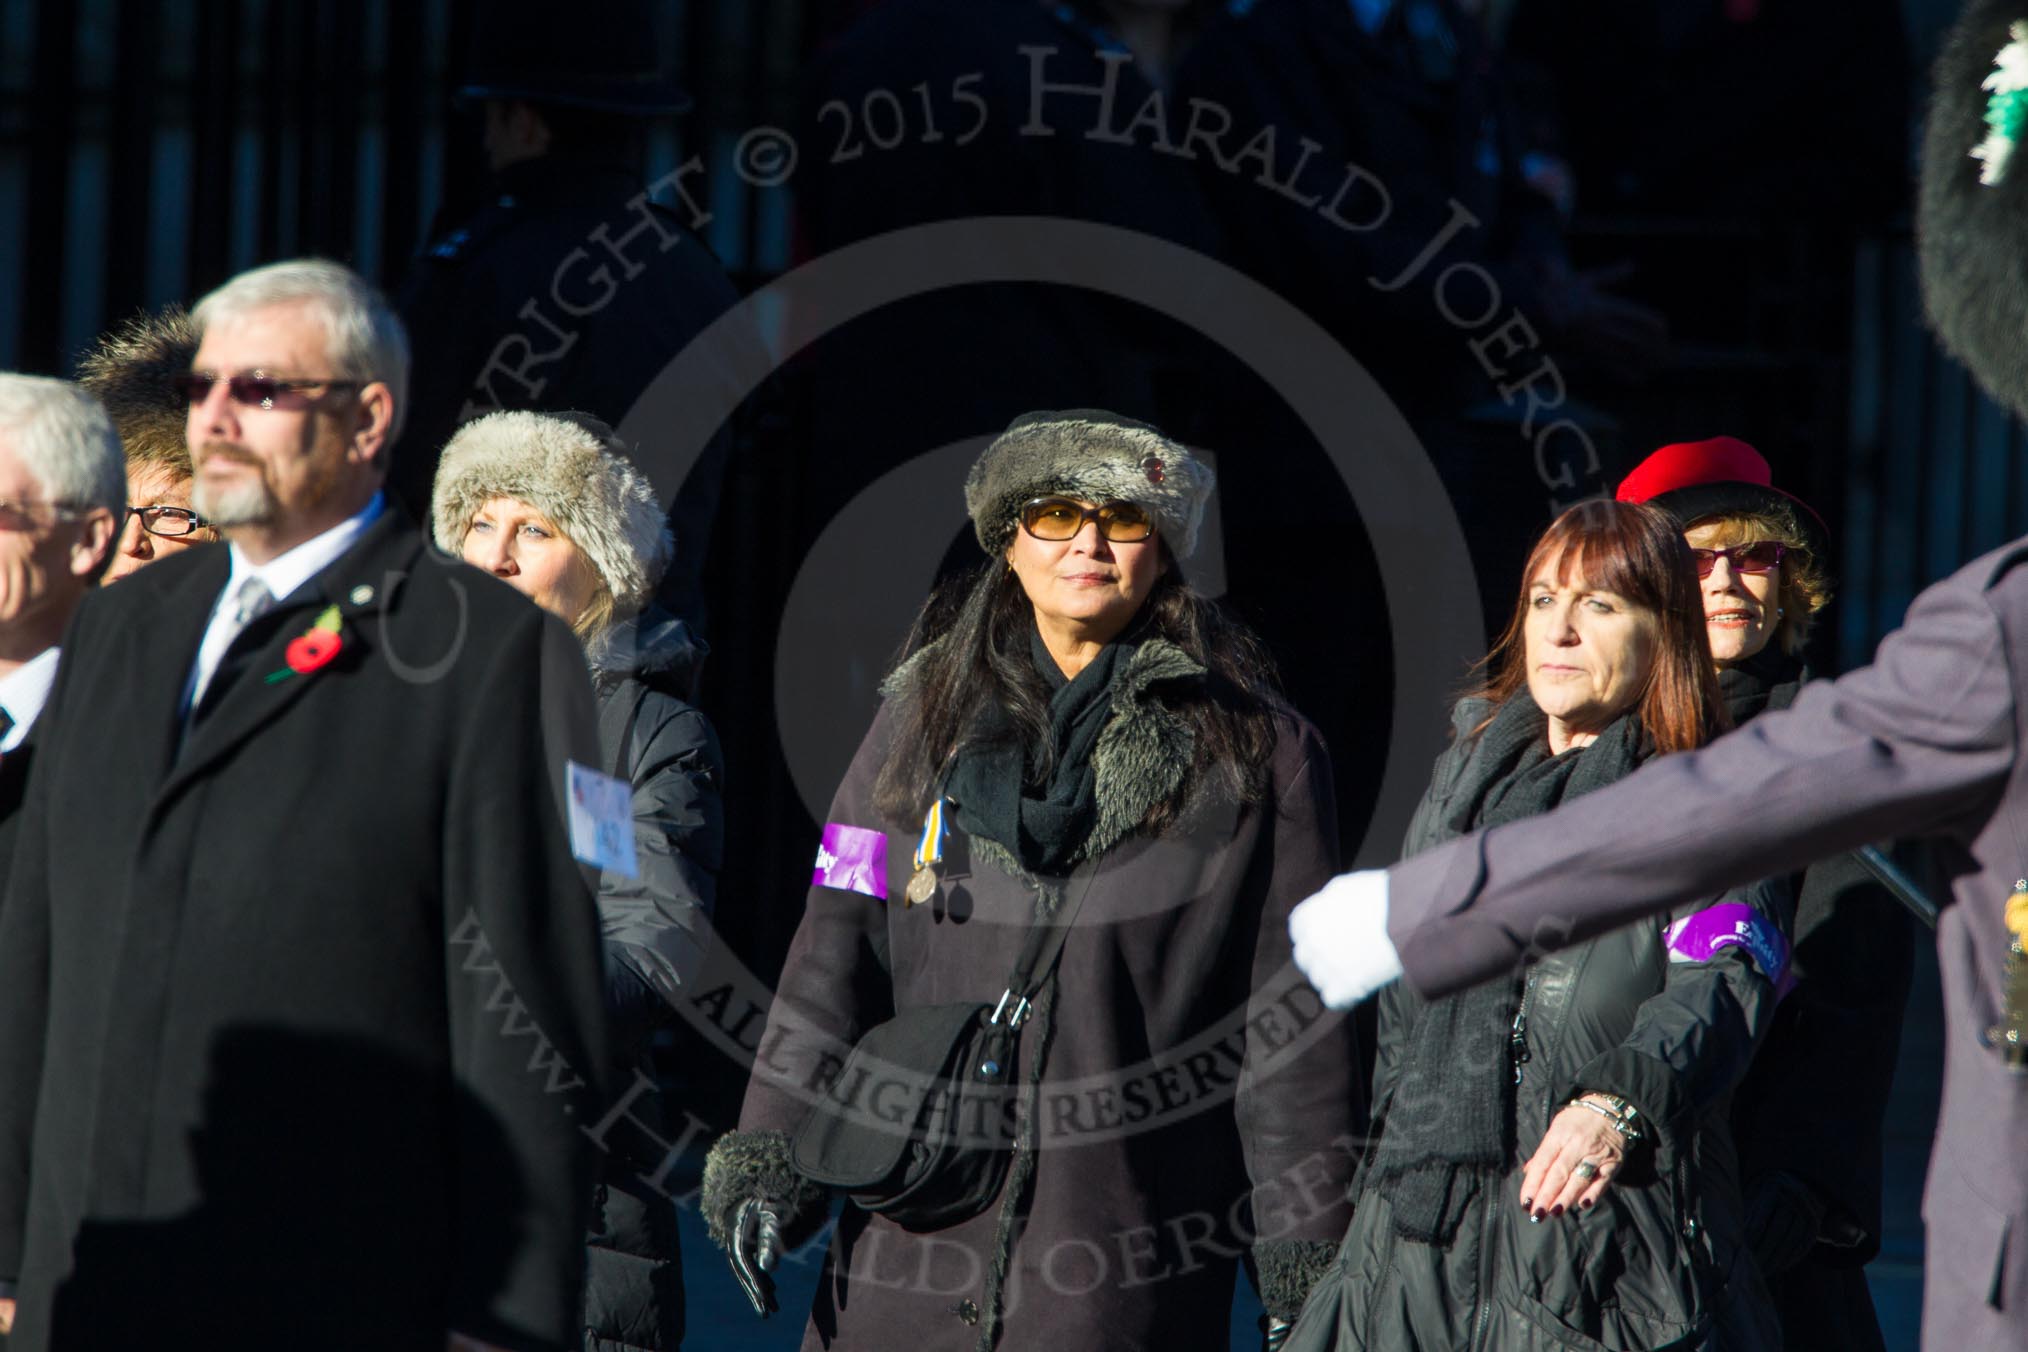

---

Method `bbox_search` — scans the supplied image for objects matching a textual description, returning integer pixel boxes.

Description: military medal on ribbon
[1993,878,2028,1071]
[907,798,947,907]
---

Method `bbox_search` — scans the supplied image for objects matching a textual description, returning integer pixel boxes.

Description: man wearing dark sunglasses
[0,260,611,1352]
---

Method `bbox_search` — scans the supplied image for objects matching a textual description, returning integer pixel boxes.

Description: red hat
[1616,436,1829,554]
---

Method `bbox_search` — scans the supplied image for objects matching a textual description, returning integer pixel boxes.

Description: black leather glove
[1744,1170,1826,1277]
[728,1196,785,1317]
[1261,1314,1294,1352]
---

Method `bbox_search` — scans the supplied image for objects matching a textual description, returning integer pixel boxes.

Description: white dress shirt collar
[185,492,387,716]
[0,646,60,752]
[220,490,388,612]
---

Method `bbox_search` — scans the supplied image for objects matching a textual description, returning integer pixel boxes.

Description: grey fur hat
[430,409,673,613]
[964,409,1214,559]
[1919,0,2028,420]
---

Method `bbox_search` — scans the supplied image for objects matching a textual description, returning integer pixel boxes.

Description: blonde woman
[1617,436,1910,1352]
[433,409,722,1352]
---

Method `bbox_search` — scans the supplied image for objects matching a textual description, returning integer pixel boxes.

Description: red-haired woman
[1285,500,1786,1351]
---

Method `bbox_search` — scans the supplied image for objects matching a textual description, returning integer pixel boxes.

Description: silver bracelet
[1568,1092,1645,1147]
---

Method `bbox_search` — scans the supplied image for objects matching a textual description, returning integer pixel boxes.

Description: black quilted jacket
[1288,698,1790,1352]
[583,609,724,1351]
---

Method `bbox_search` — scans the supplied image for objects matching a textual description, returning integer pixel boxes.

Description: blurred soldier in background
[395,0,756,633]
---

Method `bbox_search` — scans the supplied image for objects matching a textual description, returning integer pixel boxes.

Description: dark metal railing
[1844,232,2028,668]
[0,0,796,375]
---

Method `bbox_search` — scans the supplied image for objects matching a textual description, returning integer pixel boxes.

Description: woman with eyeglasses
[700,411,1361,1352]
[1284,498,1785,1352]
[430,409,721,1352]
[74,307,220,583]
[1617,437,1913,1352]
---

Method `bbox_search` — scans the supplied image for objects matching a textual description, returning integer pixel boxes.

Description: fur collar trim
[882,636,1208,873]
[1085,638,1204,860]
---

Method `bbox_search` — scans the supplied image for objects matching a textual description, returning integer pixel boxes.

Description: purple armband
[814,823,888,900]
[1664,902,1792,993]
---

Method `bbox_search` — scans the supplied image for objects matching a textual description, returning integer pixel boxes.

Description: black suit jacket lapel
[0,731,33,820]
[161,512,417,798]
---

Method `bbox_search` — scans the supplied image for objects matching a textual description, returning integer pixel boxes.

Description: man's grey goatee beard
[190,476,276,528]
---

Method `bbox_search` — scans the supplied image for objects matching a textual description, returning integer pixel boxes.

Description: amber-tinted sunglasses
[1017,497,1155,543]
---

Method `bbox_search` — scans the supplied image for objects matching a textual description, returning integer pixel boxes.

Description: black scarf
[1717,646,1805,725]
[1372,694,1650,1244]
[945,626,1136,875]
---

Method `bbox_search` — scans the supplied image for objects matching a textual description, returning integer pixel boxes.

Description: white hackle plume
[1973,21,2028,185]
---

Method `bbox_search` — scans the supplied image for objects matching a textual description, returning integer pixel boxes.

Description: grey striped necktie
[231,576,276,628]
[190,577,279,722]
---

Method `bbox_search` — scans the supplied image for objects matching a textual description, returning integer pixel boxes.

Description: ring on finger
[1573,1159,1600,1180]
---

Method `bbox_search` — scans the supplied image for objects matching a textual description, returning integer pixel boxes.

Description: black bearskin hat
[1920,0,2028,420]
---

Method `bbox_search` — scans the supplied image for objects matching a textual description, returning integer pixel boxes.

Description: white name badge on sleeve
[567,760,638,880]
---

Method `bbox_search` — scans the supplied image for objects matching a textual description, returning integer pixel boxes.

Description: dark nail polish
[1551,1205,1564,1217]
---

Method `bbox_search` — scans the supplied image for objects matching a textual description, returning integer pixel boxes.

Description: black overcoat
[0,508,611,1351]
[0,726,36,892]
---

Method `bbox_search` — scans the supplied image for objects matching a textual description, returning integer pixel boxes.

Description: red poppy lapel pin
[264,604,345,684]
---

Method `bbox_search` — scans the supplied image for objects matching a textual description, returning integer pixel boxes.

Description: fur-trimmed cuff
[700,1129,828,1252]
[1254,1238,1340,1321]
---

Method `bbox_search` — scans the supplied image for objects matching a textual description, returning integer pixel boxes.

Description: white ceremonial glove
[1289,869,1403,1008]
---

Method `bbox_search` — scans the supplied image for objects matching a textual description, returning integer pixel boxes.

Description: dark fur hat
[1919,0,2028,420]
[963,409,1214,559]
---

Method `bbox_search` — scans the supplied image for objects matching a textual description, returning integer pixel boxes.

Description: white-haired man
[0,377,121,879]
[0,260,610,1352]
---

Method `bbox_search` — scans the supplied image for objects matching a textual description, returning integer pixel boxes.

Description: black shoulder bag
[789,865,1098,1232]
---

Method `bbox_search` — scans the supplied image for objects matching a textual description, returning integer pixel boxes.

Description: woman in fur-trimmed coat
[701,410,1363,1352]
